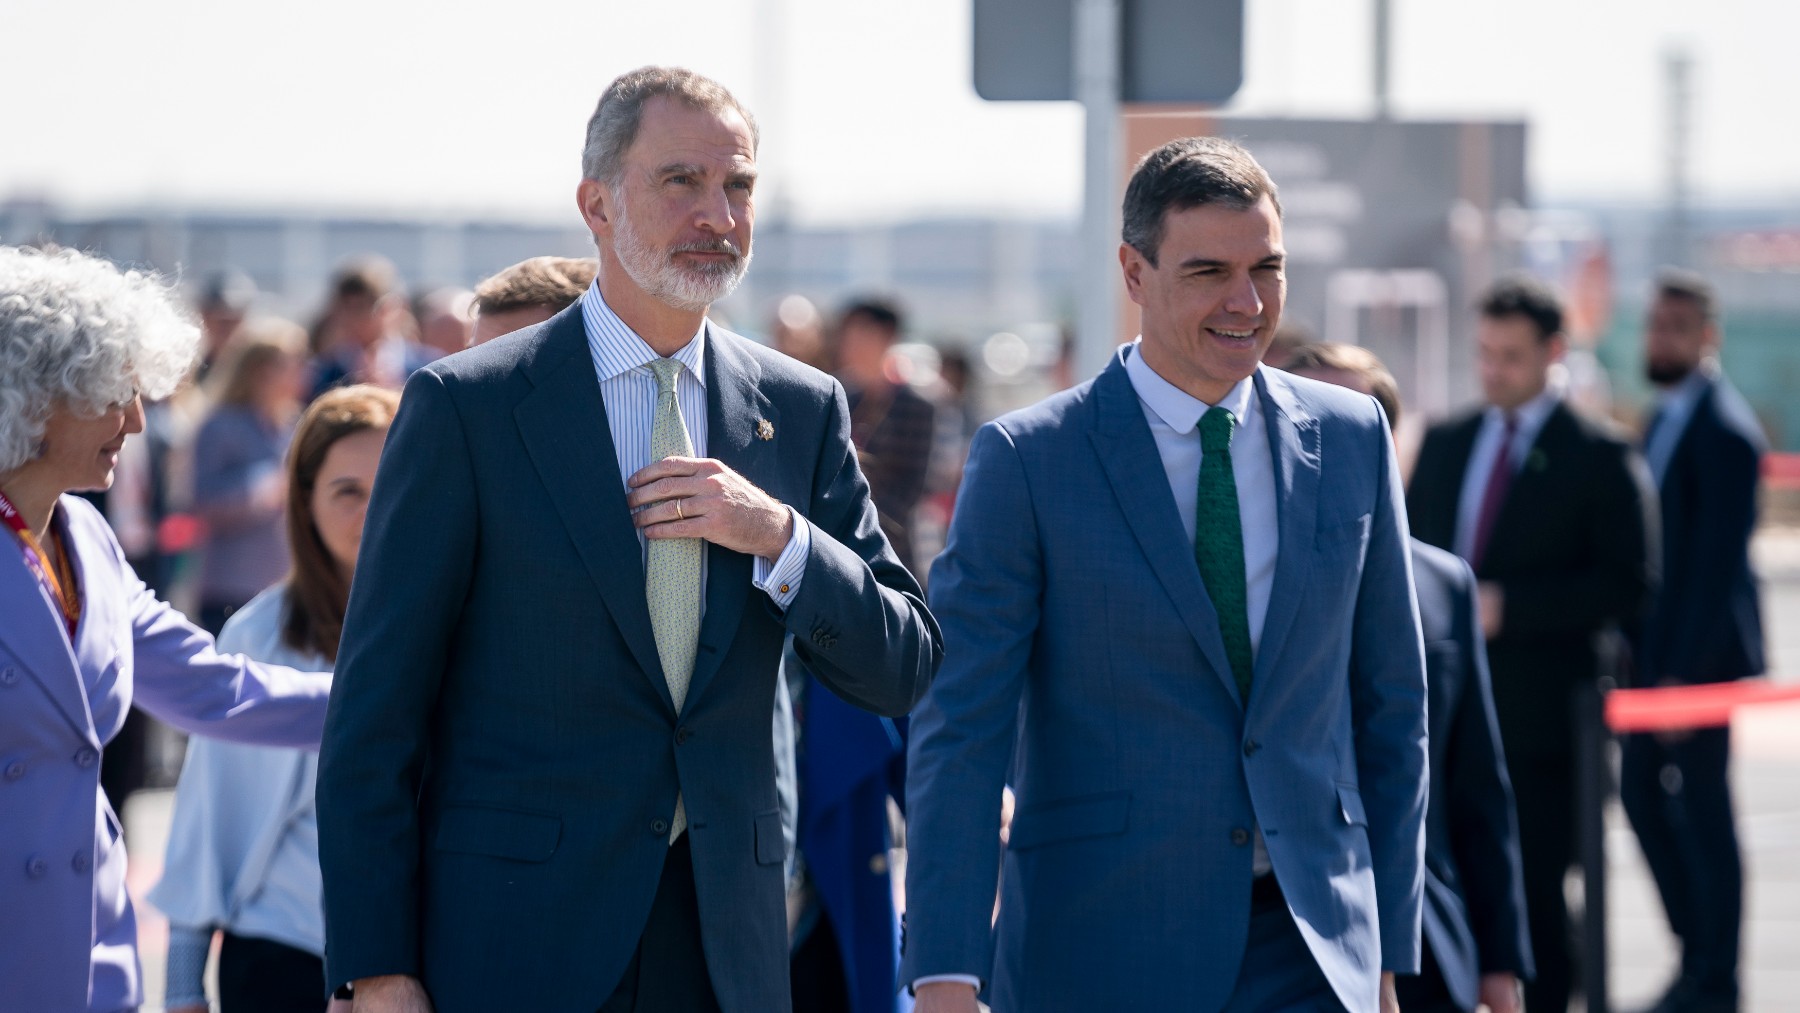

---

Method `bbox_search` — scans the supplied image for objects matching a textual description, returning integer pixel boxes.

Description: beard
[612,195,751,313]
[1645,356,1695,386]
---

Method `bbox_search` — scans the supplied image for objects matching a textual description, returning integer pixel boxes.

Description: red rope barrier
[1604,678,1800,733]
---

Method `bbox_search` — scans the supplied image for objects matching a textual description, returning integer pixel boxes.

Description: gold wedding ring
[674,498,685,521]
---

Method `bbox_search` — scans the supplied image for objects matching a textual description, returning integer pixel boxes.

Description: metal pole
[1577,678,1613,1013]
[1074,0,1123,383]
[1373,0,1392,120]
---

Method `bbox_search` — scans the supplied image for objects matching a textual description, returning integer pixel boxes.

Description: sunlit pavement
[123,530,1800,1011]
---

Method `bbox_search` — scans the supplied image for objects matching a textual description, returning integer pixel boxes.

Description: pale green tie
[646,357,701,841]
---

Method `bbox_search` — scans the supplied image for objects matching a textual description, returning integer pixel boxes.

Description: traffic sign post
[974,0,1245,381]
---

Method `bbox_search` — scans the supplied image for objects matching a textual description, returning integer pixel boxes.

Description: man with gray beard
[315,66,941,1013]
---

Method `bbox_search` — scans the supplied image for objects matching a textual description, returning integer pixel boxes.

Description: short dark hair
[330,255,399,303]
[1478,275,1564,341]
[1122,136,1282,266]
[839,298,903,339]
[474,257,598,317]
[1654,267,1718,323]
[1282,342,1403,429]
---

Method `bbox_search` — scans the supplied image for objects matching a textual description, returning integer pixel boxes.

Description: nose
[122,395,146,435]
[693,185,737,236]
[1221,270,1263,318]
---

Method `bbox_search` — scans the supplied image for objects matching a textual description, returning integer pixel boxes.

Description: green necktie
[1195,406,1253,701]
[646,358,701,840]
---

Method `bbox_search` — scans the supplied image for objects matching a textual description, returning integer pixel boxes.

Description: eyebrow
[653,161,759,185]
[1177,253,1286,270]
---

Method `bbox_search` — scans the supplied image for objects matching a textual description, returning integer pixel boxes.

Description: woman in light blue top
[152,384,399,1013]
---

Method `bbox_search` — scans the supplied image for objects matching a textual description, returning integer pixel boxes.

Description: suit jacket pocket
[1336,783,1368,827]
[433,804,562,863]
[754,809,786,865]
[1008,791,1131,850]
[1315,512,1372,549]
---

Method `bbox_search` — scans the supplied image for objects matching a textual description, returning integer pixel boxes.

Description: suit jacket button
[0,667,17,686]
[675,727,692,745]
[1243,740,1260,757]
[72,852,91,874]
[1231,828,1251,846]
[25,855,47,879]
[74,748,98,769]
[651,819,670,836]
[3,761,24,781]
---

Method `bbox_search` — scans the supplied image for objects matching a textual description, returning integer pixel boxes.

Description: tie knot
[1200,406,1236,453]
[648,358,683,394]
[1501,409,1519,435]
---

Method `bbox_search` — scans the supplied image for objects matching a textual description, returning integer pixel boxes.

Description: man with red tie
[1405,276,1657,1013]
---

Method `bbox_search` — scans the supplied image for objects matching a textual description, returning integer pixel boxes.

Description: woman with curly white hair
[0,245,333,1013]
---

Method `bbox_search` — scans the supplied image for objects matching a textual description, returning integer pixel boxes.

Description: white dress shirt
[580,282,809,609]
[1644,366,1711,488]
[1126,343,1278,876]
[1453,385,1562,563]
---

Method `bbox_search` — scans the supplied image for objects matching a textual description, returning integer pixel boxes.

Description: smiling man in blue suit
[903,137,1428,1013]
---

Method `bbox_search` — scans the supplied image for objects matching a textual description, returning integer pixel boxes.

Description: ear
[577,178,613,239]
[1546,332,1569,364]
[1120,243,1149,307]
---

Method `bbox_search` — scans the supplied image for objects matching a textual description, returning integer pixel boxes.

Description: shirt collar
[1486,383,1560,433]
[1654,364,1711,412]
[1124,340,1256,435]
[580,280,707,387]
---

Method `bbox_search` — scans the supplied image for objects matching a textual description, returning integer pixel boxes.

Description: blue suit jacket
[903,351,1427,1013]
[797,678,907,1013]
[0,496,329,1013]
[316,305,941,1013]
[1410,539,1533,1009]
[1637,374,1766,684]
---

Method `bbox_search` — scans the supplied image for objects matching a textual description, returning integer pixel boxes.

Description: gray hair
[581,66,759,185]
[1121,136,1282,267]
[0,246,199,472]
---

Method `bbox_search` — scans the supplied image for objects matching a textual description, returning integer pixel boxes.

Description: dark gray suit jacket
[315,304,940,1012]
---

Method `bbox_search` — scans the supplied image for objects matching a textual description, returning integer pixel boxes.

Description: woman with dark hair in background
[154,384,400,1013]
[190,319,307,633]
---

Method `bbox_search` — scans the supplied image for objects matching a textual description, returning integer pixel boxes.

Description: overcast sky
[4,0,1797,223]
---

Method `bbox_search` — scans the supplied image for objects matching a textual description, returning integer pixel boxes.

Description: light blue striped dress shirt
[580,282,809,609]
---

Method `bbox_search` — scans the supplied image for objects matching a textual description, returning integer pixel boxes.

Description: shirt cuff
[164,924,213,1008]
[912,973,983,993]
[752,506,809,610]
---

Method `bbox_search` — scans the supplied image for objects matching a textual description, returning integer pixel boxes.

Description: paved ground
[121,530,1800,1011]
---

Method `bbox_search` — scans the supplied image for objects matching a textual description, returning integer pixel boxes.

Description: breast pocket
[1315,512,1371,552]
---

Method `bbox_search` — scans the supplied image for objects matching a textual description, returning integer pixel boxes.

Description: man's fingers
[627,456,712,488]
[634,495,705,530]
[627,475,701,510]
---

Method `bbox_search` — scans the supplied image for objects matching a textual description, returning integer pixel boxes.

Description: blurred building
[4,192,1796,448]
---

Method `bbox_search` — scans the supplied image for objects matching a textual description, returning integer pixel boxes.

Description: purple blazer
[0,495,331,1013]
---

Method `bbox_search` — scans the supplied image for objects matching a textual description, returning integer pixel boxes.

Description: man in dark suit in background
[1407,277,1657,1013]
[834,298,936,576]
[1621,270,1766,1013]
[1288,343,1534,1013]
[316,67,940,1013]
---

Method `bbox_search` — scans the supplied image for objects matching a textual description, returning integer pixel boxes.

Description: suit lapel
[513,308,673,711]
[0,514,98,743]
[1250,368,1321,689]
[1087,352,1241,704]
[683,326,778,712]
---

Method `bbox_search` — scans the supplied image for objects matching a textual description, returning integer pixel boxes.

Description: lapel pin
[757,419,775,441]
